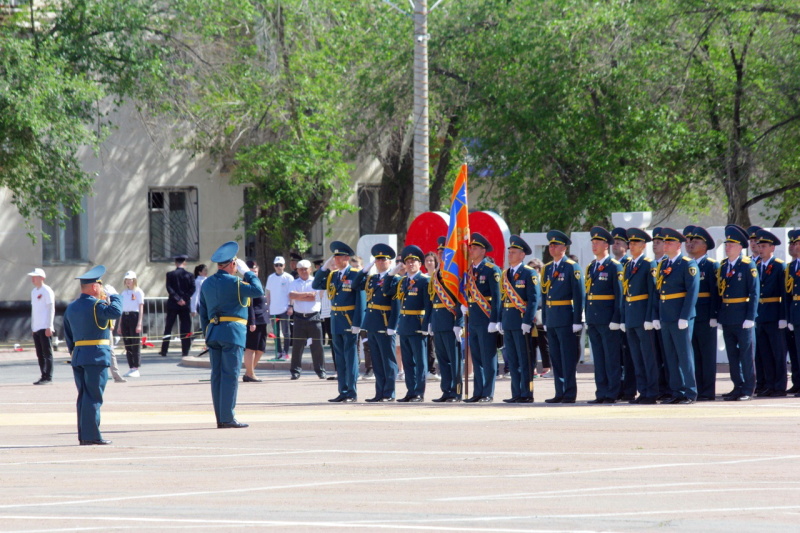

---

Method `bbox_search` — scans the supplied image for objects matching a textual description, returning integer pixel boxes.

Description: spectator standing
[159,254,196,357]
[243,260,268,382]
[28,268,55,385]
[266,256,293,360]
[288,260,327,379]
[118,271,145,377]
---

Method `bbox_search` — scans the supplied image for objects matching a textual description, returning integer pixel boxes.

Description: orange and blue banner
[441,164,470,306]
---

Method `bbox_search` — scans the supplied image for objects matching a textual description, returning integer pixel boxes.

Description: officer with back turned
[463,233,502,403]
[499,235,540,403]
[542,230,585,404]
[199,242,264,428]
[63,265,122,445]
[313,241,366,402]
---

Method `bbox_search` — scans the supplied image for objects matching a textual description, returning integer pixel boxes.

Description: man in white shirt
[266,256,294,360]
[287,260,326,379]
[28,268,55,385]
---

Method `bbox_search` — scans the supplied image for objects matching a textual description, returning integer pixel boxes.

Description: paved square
[1,353,799,532]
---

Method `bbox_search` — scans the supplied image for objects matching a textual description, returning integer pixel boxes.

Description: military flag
[441,164,470,306]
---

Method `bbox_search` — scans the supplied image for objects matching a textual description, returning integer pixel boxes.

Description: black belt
[122,311,139,315]
[294,312,320,319]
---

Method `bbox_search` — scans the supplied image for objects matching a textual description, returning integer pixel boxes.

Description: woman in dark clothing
[243,260,269,382]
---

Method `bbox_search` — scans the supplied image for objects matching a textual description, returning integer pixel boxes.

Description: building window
[42,197,88,264]
[149,187,199,262]
[358,184,381,236]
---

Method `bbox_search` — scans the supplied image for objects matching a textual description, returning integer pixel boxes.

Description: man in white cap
[28,268,55,385]
[266,255,294,360]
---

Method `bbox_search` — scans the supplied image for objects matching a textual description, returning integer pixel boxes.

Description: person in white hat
[117,271,146,377]
[28,268,55,385]
[266,256,293,360]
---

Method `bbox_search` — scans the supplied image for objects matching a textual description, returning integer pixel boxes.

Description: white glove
[386,328,396,336]
[789,323,795,332]
[235,258,250,274]
[779,320,788,329]
[743,320,755,329]
[521,324,532,335]
[488,322,499,333]
[678,319,689,330]
[362,260,375,273]
[572,324,583,333]
[350,326,361,334]
[104,284,118,296]
[496,323,504,335]
[609,322,620,331]
[460,305,469,316]
[542,325,547,332]
[390,263,404,276]
[652,319,661,330]
[619,324,626,333]
[709,319,718,328]
[427,324,433,336]
[453,326,463,338]
[644,321,653,331]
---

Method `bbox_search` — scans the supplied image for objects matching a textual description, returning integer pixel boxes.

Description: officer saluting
[499,235,540,404]
[63,265,122,445]
[199,241,264,428]
[425,236,464,402]
[585,227,624,404]
[464,233,502,403]
[358,243,400,402]
[542,230,584,404]
[313,241,366,402]
[652,228,700,404]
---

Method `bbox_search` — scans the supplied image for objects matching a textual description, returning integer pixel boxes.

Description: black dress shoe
[503,397,520,403]
[629,397,641,404]
[318,374,327,380]
[365,397,381,403]
[771,391,787,397]
[677,398,695,404]
[408,395,424,402]
[243,375,263,383]
[656,393,672,401]
[660,396,679,404]
[735,395,752,401]
[516,397,533,403]
[80,439,112,445]
[33,379,52,385]
[218,420,249,428]
[587,398,604,404]
[603,398,617,404]
[379,397,395,402]
[327,375,338,380]
[328,395,346,403]
[342,397,357,403]
[638,397,657,404]
[444,397,460,403]
[620,395,635,402]
[290,375,300,380]
[696,396,716,402]
[756,389,774,397]
[544,397,563,404]
[787,384,800,394]
[463,396,482,403]
[561,399,576,404]
[159,352,167,357]
[431,396,448,403]
[477,396,493,403]
[396,396,411,403]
